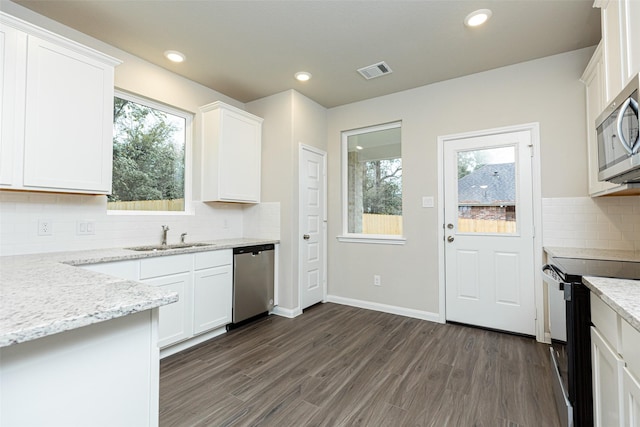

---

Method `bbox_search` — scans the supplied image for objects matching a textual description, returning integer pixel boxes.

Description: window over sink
[109,91,192,213]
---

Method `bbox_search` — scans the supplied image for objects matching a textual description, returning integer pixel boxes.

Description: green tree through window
[109,95,188,211]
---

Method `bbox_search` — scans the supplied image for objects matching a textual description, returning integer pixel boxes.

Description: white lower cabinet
[142,272,192,348]
[82,249,233,351]
[591,293,640,427]
[0,310,159,427]
[193,266,232,334]
[592,326,625,427]
[623,367,640,427]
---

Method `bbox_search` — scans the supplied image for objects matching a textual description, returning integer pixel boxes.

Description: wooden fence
[107,199,185,211]
[362,214,403,235]
[457,218,516,233]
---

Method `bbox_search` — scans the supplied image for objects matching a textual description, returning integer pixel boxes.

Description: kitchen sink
[126,242,215,251]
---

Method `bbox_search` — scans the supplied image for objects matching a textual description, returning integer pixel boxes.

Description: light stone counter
[583,276,640,333]
[0,238,278,348]
[544,246,640,262]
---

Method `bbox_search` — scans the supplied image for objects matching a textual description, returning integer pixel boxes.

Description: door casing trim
[298,143,328,312]
[437,122,545,342]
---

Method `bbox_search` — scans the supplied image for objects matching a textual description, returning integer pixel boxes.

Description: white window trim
[340,121,404,244]
[108,90,194,216]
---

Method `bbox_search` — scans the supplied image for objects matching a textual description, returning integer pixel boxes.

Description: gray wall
[326,47,594,315]
[248,90,327,312]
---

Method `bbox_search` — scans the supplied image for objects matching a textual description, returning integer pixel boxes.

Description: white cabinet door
[201,102,262,203]
[142,272,192,348]
[193,265,232,334]
[22,35,114,193]
[602,0,624,104]
[583,44,619,196]
[623,367,640,427]
[0,23,26,186]
[592,326,625,427]
[621,0,640,83]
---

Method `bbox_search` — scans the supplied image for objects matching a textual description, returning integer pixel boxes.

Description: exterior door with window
[444,130,535,335]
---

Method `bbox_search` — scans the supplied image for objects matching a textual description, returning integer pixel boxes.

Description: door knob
[447,236,455,243]
[303,234,310,240]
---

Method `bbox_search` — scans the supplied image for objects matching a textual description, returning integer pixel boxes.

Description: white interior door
[444,130,535,335]
[300,145,326,310]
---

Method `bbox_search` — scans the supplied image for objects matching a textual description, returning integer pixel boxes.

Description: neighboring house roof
[458,163,515,206]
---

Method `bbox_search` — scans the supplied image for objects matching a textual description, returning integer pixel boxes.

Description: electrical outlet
[374,275,381,286]
[38,219,53,236]
[76,220,96,236]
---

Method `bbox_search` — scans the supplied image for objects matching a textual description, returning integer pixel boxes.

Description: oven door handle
[542,264,565,290]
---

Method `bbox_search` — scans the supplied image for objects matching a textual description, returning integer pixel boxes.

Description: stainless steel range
[543,257,640,427]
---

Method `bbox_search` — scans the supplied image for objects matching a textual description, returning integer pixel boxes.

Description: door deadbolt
[447,236,455,243]
[303,234,310,240]
[447,223,454,229]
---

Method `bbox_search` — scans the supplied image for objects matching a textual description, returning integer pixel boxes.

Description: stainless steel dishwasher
[232,244,275,325]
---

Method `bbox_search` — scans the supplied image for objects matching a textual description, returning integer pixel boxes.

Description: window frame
[108,90,193,216]
[338,121,406,245]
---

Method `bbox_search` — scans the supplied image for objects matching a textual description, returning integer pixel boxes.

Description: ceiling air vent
[357,61,393,80]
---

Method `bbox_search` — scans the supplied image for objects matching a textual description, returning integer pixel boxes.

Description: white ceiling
[12,0,601,108]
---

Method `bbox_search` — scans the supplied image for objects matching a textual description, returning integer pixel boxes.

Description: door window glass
[457,146,516,234]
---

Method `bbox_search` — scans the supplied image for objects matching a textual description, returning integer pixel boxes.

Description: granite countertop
[583,276,640,332]
[544,246,640,262]
[0,238,278,348]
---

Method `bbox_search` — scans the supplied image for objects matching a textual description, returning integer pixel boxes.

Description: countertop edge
[544,246,640,262]
[0,289,178,348]
[583,276,640,333]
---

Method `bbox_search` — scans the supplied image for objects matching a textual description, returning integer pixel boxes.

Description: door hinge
[528,144,534,157]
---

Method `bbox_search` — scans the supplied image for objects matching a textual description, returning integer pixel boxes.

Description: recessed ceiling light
[294,71,312,82]
[164,50,186,63]
[464,9,492,27]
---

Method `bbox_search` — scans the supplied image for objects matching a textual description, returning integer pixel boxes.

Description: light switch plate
[422,196,434,208]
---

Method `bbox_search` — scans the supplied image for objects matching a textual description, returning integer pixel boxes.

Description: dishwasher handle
[233,244,275,255]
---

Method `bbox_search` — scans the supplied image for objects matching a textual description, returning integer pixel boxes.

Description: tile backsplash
[0,191,280,256]
[543,196,640,251]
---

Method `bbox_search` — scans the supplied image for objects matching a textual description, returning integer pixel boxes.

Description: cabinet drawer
[622,320,640,380]
[194,249,232,270]
[140,254,191,279]
[591,293,621,353]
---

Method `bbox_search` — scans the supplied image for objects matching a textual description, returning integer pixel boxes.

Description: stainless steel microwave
[595,74,639,184]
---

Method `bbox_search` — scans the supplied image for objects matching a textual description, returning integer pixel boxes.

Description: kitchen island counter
[0,238,277,348]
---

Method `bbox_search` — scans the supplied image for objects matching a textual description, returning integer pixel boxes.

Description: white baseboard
[326,295,443,323]
[160,326,227,359]
[270,305,302,318]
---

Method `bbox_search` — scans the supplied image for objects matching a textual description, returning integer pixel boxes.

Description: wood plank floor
[159,303,560,427]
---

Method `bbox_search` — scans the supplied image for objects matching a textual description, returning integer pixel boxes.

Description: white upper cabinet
[200,101,263,203]
[601,0,624,103]
[0,13,119,194]
[585,1,640,196]
[0,22,26,186]
[582,43,619,196]
[620,0,640,84]
[598,0,640,104]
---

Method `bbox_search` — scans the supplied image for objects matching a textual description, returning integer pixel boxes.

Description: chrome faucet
[161,225,170,246]
[180,232,187,244]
